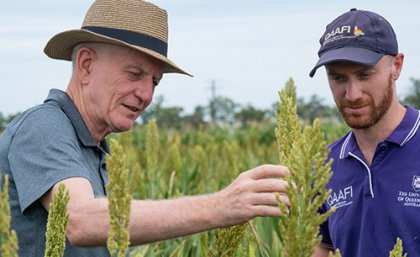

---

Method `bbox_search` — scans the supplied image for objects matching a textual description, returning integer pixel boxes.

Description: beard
[337,74,394,129]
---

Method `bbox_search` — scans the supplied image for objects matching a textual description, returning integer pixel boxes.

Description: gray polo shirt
[0,89,111,256]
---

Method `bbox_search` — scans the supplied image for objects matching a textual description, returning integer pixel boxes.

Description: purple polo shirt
[320,105,420,256]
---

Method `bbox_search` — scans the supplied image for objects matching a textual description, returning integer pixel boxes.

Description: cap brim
[309,47,384,77]
[44,29,192,77]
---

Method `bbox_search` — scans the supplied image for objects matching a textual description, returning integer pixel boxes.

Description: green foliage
[162,143,182,198]
[163,143,182,176]
[297,95,338,123]
[139,96,185,129]
[182,106,207,129]
[402,78,420,109]
[389,238,407,257]
[235,105,268,128]
[145,119,160,199]
[107,139,132,257]
[87,80,349,256]
[146,119,159,173]
[221,140,240,183]
[2,77,418,256]
[208,96,239,126]
[44,183,70,257]
[0,112,20,133]
[275,78,335,257]
[0,175,18,257]
[108,79,363,257]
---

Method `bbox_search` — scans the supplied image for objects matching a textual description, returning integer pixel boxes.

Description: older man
[310,8,419,257]
[0,0,289,256]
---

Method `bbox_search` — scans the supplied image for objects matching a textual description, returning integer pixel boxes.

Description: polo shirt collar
[44,89,110,154]
[339,105,420,159]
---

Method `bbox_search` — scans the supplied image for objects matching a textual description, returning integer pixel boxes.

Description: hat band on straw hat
[44,0,192,76]
[82,26,168,57]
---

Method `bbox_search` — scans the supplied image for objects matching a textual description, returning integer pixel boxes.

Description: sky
[1,1,419,115]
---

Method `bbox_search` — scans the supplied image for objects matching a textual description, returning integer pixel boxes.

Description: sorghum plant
[275,78,335,257]
[389,238,407,257]
[208,224,247,257]
[107,138,132,257]
[44,183,70,257]
[329,249,342,257]
[208,141,247,257]
[146,119,159,173]
[145,119,159,199]
[0,175,18,257]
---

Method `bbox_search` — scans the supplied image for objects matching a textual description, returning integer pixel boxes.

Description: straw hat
[44,0,191,76]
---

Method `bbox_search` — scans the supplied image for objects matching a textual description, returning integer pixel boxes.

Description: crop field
[114,115,348,256]
[1,82,406,256]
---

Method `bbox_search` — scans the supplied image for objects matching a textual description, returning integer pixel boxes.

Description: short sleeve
[9,106,91,213]
[319,203,333,247]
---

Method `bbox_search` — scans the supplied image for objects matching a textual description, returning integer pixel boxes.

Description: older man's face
[84,44,164,133]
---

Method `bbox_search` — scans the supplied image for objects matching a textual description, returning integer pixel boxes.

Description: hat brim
[44,29,192,76]
[309,47,384,77]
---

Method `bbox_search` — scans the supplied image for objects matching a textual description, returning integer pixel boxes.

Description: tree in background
[208,96,239,126]
[0,112,20,132]
[0,113,5,132]
[402,78,420,109]
[182,106,207,129]
[234,105,268,128]
[2,77,419,130]
[297,95,337,123]
[154,106,184,129]
[139,96,184,129]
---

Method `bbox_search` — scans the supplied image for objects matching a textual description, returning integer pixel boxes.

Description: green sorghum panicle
[145,120,159,199]
[107,138,132,257]
[208,224,247,257]
[162,143,182,176]
[162,143,182,198]
[44,183,70,257]
[275,78,335,257]
[146,119,159,173]
[192,145,208,174]
[0,175,18,257]
[329,249,342,257]
[190,145,208,193]
[115,132,144,199]
[222,140,239,182]
[389,237,407,257]
[275,78,300,167]
[208,141,246,257]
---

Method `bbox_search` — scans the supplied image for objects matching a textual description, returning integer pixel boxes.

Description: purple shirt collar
[339,105,420,159]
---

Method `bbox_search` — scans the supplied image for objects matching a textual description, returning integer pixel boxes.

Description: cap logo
[324,25,352,42]
[310,9,399,78]
[354,26,365,37]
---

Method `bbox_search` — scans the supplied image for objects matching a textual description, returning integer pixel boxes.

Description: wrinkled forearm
[129,194,220,244]
[58,164,289,247]
[66,193,222,246]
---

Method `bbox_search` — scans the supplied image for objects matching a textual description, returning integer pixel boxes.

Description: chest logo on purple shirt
[397,176,420,208]
[412,175,420,192]
[327,186,354,209]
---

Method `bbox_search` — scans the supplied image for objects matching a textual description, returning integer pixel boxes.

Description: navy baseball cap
[309,8,398,77]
